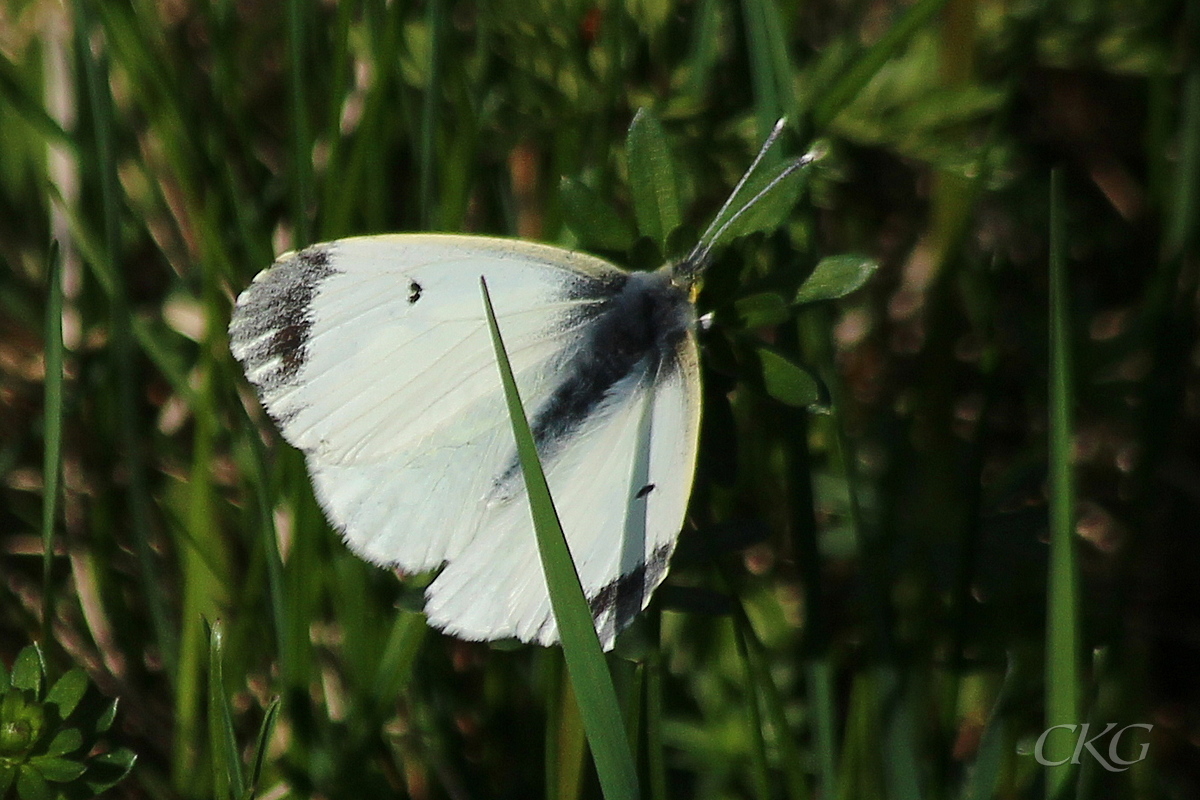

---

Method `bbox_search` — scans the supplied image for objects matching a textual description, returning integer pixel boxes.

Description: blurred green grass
[2,0,1198,798]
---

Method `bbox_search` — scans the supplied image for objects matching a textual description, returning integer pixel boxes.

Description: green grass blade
[73,0,177,674]
[812,0,949,129]
[1044,168,1081,799]
[739,0,795,134]
[733,599,810,800]
[0,52,75,149]
[420,0,446,228]
[480,277,639,800]
[645,651,668,800]
[41,242,64,640]
[244,696,280,800]
[1165,22,1200,259]
[960,652,1024,800]
[371,611,428,705]
[806,658,839,800]
[732,615,772,800]
[684,0,723,99]
[286,0,314,246]
[548,660,588,800]
[208,619,245,800]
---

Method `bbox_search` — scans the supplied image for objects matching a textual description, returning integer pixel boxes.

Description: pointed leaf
[757,346,823,408]
[45,670,88,719]
[43,727,83,758]
[28,756,86,782]
[794,255,878,304]
[626,108,681,248]
[560,177,637,252]
[95,699,117,733]
[83,748,137,794]
[11,647,43,695]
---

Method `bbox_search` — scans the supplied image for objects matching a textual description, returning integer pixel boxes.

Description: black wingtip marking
[635,483,656,499]
[589,542,673,633]
[230,243,338,393]
[408,280,422,304]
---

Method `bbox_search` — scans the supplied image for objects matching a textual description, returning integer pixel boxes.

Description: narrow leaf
[83,748,138,794]
[794,255,878,305]
[813,0,950,128]
[95,699,118,733]
[208,620,245,799]
[41,241,64,639]
[480,278,639,800]
[1044,168,1081,798]
[627,108,682,249]
[244,697,280,800]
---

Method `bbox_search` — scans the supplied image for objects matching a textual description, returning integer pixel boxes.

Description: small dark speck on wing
[635,483,655,499]
[408,280,423,304]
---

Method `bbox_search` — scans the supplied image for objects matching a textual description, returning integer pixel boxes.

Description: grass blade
[208,619,245,799]
[74,0,177,673]
[286,0,314,246]
[41,241,64,640]
[1044,168,1082,798]
[740,0,795,134]
[812,0,949,129]
[732,615,772,800]
[244,696,281,800]
[420,0,446,228]
[480,277,639,800]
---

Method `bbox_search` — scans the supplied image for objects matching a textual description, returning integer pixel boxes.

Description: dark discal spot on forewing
[635,483,655,499]
[589,542,673,631]
[229,244,339,395]
[408,280,422,304]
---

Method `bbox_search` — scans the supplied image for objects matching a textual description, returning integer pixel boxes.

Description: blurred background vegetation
[1,0,1198,797]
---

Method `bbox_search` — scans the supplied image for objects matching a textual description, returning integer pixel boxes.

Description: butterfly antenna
[676,135,825,286]
[694,118,789,254]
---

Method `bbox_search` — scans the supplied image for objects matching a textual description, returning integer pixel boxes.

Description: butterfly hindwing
[424,331,701,647]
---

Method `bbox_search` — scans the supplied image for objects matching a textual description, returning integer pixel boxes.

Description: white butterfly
[229,121,810,650]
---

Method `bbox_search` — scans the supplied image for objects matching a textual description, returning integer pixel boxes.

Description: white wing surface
[229,234,700,648]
